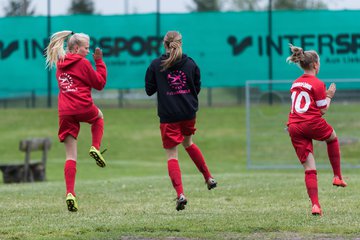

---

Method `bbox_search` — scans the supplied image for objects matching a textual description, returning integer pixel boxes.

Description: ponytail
[160,31,183,72]
[45,30,73,69]
[286,43,319,71]
[286,44,305,63]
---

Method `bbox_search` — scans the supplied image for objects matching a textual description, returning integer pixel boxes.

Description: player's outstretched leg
[327,138,347,187]
[168,159,187,211]
[89,116,106,167]
[64,160,78,211]
[185,143,217,190]
[305,170,322,216]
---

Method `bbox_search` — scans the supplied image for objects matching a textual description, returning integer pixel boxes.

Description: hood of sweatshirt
[57,53,84,70]
[160,54,189,70]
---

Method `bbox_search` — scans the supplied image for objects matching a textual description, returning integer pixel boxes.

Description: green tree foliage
[68,0,95,15]
[231,0,262,11]
[189,0,221,12]
[273,0,327,10]
[4,0,35,16]
[233,0,328,10]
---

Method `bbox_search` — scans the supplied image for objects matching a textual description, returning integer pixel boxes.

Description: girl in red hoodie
[45,30,107,212]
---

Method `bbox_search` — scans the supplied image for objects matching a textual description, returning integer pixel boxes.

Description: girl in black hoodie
[145,31,217,211]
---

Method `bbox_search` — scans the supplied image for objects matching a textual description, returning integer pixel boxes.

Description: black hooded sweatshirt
[145,54,201,123]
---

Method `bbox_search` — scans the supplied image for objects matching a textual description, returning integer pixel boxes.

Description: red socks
[305,170,320,207]
[185,144,211,181]
[91,118,104,150]
[327,137,342,179]
[167,144,212,197]
[64,160,77,196]
[167,159,183,197]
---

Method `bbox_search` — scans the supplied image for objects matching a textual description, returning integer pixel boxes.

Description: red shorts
[58,105,100,142]
[160,118,197,149]
[288,118,333,163]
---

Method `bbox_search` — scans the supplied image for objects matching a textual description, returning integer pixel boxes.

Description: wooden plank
[19,138,51,152]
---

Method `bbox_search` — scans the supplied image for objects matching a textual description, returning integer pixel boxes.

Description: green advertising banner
[1,11,360,95]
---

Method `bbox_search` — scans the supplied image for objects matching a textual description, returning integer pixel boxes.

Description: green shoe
[66,193,78,212]
[89,146,106,167]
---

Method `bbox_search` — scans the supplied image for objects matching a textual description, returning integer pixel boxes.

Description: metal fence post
[207,87,212,107]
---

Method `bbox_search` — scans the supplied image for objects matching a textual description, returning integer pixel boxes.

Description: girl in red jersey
[145,31,217,211]
[286,44,347,216]
[45,31,107,212]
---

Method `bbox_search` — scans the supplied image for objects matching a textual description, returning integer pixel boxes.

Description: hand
[326,83,336,99]
[93,47,103,61]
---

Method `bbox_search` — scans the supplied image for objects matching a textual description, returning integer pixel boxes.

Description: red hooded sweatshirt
[56,53,107,115]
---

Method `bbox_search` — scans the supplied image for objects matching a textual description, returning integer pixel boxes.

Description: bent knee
[181,136,193,148]
[182,142,192,148]
[98,109,104,119]
[325,130,337,142]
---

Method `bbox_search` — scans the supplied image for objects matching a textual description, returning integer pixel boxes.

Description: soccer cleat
[332,176,347,187]
[206,177,217,190]
[311,204,322,216]
[66,193,78,212]
[176,194,187,211]
[89,146,106,167]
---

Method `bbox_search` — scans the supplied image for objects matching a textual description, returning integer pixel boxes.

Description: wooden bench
[0,138,51,183]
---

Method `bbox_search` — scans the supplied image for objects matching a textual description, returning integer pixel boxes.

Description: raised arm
[87,48,107,90]
[320,83,336,115]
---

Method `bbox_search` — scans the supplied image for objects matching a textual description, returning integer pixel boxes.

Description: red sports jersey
[287,74,327,124]
[56,53,107,115]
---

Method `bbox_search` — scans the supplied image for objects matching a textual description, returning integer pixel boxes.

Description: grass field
[0,107,359,240]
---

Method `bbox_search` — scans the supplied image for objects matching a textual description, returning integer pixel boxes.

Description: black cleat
[206,178,217,190]
[176,194,187,211]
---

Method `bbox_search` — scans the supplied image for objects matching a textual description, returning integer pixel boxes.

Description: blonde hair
[45,30,90,69]
[160,31,183,72]
[286,43,319,71]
